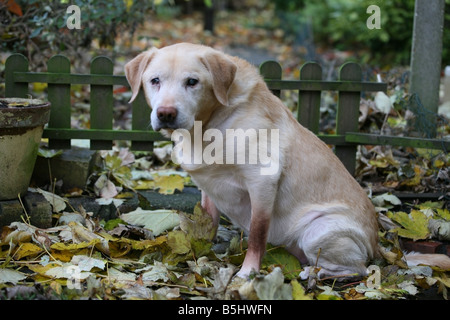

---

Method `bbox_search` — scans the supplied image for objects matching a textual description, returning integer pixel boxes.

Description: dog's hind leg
[296,205,375,280]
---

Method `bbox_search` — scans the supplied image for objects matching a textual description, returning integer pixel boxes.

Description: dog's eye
[150,78,160,85]
[186,78,199,87]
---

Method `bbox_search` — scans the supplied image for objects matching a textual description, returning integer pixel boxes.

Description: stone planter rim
[0,98,51,129]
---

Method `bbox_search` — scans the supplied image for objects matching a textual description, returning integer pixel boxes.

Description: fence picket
[8,54,448,177]
[298,62,322,134]
[47,55,71,149]
[260,61,282,98]
[336,62,362,175]
[90,56,114,150]
[5,54,29,98]
[131,90,153,151]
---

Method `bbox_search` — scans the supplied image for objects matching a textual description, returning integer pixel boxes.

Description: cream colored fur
[125,43,450,279]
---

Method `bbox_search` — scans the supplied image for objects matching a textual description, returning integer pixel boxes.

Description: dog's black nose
[157,106,177,124]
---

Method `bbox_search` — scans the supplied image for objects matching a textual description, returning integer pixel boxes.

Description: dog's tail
[378,245,450,270]
[404,252,450,270]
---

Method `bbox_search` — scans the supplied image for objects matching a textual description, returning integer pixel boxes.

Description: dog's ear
[201,52,237,106]
[125,48,158,103]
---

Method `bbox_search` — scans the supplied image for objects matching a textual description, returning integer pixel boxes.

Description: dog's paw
[235,269,251,280]
[235,265,261,280]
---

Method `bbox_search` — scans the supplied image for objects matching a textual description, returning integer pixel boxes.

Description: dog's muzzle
[154,106,178,130]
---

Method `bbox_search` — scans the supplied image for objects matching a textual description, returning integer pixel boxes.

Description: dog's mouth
[152,119,195,133]
[153,122,178,132]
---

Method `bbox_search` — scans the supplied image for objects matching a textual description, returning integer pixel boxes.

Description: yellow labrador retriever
[125,43,450,279]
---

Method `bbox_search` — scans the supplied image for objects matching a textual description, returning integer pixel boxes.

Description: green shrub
[1,0,159,67]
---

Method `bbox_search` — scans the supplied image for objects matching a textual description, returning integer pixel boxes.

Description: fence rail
[4,53,449,175]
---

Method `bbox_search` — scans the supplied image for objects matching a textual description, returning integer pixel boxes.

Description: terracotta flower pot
[0,98,51,200]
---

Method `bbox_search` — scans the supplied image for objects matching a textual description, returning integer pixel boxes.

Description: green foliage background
[2,0,450,68]
[1,0,158,58]
[272,0,450,66]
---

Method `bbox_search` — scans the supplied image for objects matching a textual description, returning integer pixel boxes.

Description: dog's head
[125,43,237,133]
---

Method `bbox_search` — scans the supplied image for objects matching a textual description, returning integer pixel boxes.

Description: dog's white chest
[190,169,252,231]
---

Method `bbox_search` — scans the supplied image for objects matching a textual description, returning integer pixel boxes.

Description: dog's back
[207,56,380,277]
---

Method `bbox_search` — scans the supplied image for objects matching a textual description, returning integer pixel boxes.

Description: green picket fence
[4,53,449,175]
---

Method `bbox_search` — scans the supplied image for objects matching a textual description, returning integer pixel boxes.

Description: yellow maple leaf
[388,210,430,241]
[154,175,184,195]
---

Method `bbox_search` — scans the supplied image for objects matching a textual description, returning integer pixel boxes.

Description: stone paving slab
[0,187,201,228]
[0,193,52,228]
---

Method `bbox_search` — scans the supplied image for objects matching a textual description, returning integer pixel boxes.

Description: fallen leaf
[95,197,124,207]
[45,265,92,281]
[434,273,450,288]
[291,279,313,300]
[436,208,450,221]
[50,239,100,251]
[107,267,136,284]
[134,180,155,190]
[94,174,118,199]
[167,230,191,255]
[68,222,110,255]
[104,153,123,170]
[118,148,135,166]
[353,283,390,300]
[33,188,67,213]
[13,242,43,259]
[428,219,450,241]
[262,245,302,280]
[71,255,106,272]
[252,267,293,300]
[120,208,180,236]
[397,280,418,296]
[416,201,444,210]
[371,193,402,208]
[112,166,135,188]
[179,203,215,241]
[154,175,184,195]
[0,269,27,284]
[140,261,171,282]
[374,91,392,114]
[316,285,343,300]
[388,210,430,241]
[400,165,424,187]
[155,286,180,299]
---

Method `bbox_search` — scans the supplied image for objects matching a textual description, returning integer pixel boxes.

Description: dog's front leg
[201,191,220,228]
[236,208,271,279]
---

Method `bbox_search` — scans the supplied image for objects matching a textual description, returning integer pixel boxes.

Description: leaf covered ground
[1,6,450,300]
[1,186,450,300]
